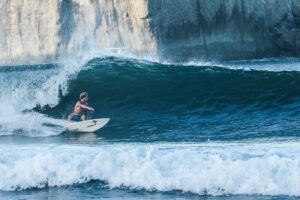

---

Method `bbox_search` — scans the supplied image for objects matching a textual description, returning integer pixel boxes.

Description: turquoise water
[1,57,300,199]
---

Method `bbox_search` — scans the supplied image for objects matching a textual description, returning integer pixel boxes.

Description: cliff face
[60,0,157,59]
[0,0,300,64]
[0,0,157,65]
[0,1,60,64]
[148,0,300,61]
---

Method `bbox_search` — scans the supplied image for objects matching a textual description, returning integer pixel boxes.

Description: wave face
[2,57,300,198]
[42,57,300,142]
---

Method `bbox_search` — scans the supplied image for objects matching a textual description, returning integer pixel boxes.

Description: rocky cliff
[0,0,157,64]
[0,0,300,64]
[148,0,300,61]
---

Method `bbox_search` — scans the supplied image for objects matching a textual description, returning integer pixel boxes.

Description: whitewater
[1,56,300,199]
[1,141,300,196]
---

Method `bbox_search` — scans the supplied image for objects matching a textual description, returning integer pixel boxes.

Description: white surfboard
[65,118,110,133]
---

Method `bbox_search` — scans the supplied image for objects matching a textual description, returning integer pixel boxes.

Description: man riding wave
[68,92,94,122]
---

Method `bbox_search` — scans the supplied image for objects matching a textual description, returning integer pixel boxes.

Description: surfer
[68,92,94,122]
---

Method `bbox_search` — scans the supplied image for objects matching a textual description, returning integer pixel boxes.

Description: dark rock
[294,17,300,26]
[276,22,295,32]
[284,13,295,24]
[275,31,297,50]
[292,0,300,17]
[296,32,300,54]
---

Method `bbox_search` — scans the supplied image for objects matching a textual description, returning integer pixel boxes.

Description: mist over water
[1,56,300,199]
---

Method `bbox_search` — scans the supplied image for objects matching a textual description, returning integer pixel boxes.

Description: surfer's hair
[80,92,88,99]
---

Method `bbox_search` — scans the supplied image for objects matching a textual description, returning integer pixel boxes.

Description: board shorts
[68,114,82,122]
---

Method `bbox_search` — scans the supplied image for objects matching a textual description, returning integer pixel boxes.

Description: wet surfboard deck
[65,118,110,133]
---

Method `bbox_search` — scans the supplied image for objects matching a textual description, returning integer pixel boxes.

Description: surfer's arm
[78,103,94,111]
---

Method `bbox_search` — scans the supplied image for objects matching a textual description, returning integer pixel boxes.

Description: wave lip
[0,142,300,196]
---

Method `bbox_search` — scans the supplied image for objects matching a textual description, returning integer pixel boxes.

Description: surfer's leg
[74,115,82,122]
[69,114,82,122]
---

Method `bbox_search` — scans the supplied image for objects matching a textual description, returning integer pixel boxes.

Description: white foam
[0,142,300,196]
[0,55,91,136]
[0,111,68,137]
[183,57,300,72]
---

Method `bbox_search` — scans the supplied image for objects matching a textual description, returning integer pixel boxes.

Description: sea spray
[0,56,92,136]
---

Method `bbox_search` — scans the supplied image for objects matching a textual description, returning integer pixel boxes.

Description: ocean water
[1,56,300,199]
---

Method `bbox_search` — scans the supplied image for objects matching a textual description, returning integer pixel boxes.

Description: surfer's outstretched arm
[78,103,94,111]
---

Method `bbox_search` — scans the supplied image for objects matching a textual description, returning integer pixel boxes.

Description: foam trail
[1,142,300,196]
[0,111,70,136]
